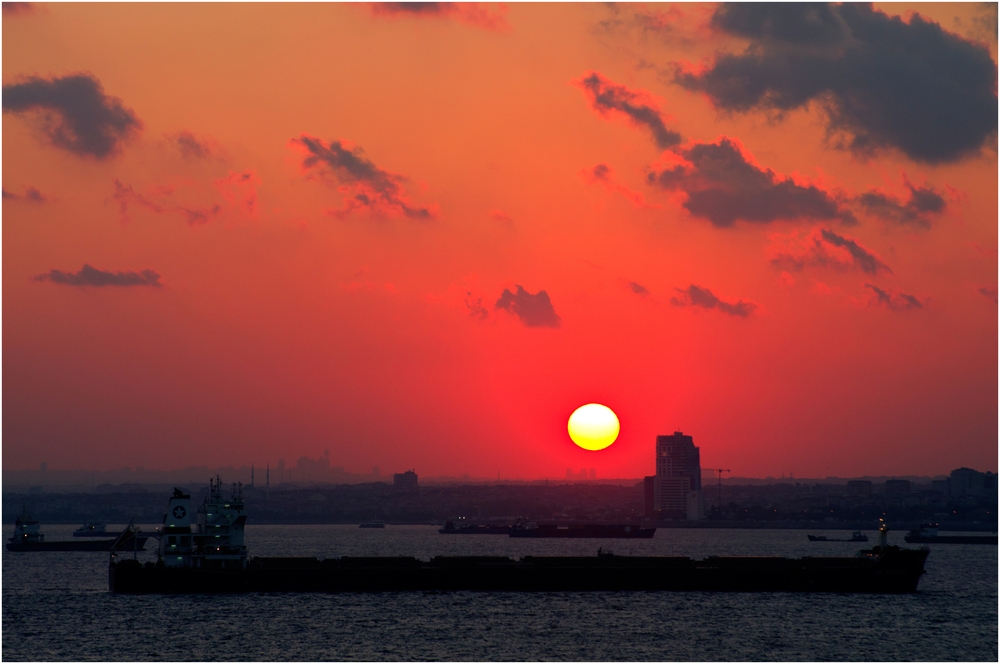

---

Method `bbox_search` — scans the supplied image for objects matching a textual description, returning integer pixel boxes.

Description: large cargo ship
[439,517,511,534]
[8,509,147,552]
[109,480,929,594]
[508,521,655,539]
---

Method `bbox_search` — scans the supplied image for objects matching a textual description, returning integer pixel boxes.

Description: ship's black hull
[904,534,997,544]
[509,525,655,538]
[9,536,148,552]
[439,525,512,535]
[110,548,928,594]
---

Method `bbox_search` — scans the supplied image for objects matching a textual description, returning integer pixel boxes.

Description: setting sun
[567,404,620,451]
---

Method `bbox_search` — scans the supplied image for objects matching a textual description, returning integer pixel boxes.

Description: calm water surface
[3,524,996,661]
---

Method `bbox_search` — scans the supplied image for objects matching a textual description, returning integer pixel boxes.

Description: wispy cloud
[170,130,214,160]
[767,227,893,276]
[2,2,39,17]
[575,71,682,149]
[369,2,509,31]
[857,178,947,228]
[2,186,47,203]
[292,135,436,220]
[671,284,756,317]
[628,281,651,297]
[32,264,162,288]
[583,163,659,208]
[865,283,925,311]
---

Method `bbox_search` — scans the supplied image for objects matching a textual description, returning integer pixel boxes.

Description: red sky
[3,2,997,479]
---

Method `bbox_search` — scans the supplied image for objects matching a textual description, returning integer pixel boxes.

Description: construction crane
[705,468,731,513]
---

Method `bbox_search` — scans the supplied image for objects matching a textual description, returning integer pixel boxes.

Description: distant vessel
[808,531,868,542]
[508,520,655,539]
[7,509,147,552]
[359,519,386,529]
[73,522,109,537]
[904,524,997,545]
[439,517,510,534]
[110,486,929,594]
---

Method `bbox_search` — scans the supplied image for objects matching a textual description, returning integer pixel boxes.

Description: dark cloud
[369,2,508,30]
[979,286,998,304]
[865,283,924,311]
[172,131,211,159]
[3,186,47,202]
[576,71,682,149]
[858,182,946,228]
[768,227,892,275]
[592,163,611,181]
[32,264,162,288]
[671,284,757,317]
[2,73,142,159]
[628,281,651,297]
[2,2,36,15]
[495,285,562,328]
[817,229,892,275]
[293,135,435,220]
[647,137,855,227]
[677,3,998,163]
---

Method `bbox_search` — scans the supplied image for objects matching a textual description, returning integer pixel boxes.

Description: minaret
[251,464,255,486]
[266,463,270,501]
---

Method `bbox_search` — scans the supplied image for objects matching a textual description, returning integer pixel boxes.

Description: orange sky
[3,2,997,479]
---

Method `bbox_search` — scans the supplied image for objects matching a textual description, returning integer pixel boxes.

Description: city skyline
[4,3,997,479]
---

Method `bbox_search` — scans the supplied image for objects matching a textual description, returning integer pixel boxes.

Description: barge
[109,479,929,594]
[8,509,147,552]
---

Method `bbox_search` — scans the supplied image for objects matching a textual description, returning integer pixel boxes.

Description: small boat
[808,531,868,542]
[73,522,109,537]
[904,524,997,545]
[359,519,385,528]
[7,508,147,552]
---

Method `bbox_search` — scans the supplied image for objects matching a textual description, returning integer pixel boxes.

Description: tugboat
[808,531,868,542]
[110,485,929,594]
[904,524,998,545]
[73,522,109,537]
[359,519,386,528]
[7,508,147,552]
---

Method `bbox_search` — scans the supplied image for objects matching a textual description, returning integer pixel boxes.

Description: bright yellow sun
[567,403,620,451]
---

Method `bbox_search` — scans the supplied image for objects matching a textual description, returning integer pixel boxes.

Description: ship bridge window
[168,535,177,545]
[181,536,190,545]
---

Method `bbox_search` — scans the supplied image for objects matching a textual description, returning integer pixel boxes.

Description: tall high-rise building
[652,431,704,520]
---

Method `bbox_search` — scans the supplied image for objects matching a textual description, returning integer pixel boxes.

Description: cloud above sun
[676,3,998,163]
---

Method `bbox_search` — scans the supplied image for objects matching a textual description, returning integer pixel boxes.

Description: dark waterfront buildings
[393,470,419,491]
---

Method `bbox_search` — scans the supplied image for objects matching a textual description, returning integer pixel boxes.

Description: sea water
[3,524,997,661]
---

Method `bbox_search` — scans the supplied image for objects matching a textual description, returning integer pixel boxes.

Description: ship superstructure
[157,476,247,569]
